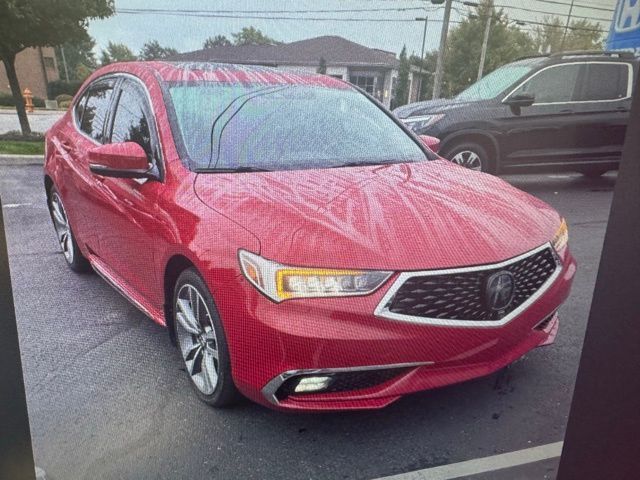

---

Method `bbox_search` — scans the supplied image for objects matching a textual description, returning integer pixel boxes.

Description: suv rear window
[578,63,630,101]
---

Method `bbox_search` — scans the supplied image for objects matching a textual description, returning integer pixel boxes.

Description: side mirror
[419,135,441,154]
[88,142,153,179]
[504,93,535,108]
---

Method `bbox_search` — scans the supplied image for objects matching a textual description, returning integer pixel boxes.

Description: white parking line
[2,203,32,208]
[375,441,563,480]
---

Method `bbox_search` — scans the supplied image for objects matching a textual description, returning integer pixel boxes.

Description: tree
[317,57,327,74]
[410,52,437,102]
[139,40,178,60]
[0,0,114,135]
[203,35,232,49]
[55,30,97,82]
[232,27,281,46]
[532,16,604,54]
[100,41,137,66]
[394,46,411,107]
[440,0,535,97]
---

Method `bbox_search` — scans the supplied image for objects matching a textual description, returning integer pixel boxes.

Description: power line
[452,6,605,32]
[117,6,431,15]
[115,6,606,32]
[455,0,612,23]
[115,8,447,23]
[527,0,614,13]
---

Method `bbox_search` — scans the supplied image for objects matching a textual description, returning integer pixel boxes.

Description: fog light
[293,376,333,393]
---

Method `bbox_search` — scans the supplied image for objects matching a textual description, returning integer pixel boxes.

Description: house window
[43,56,55,69]
[329,74,343,80]
[350,75,375,95]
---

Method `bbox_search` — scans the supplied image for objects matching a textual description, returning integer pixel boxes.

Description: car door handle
[559,109,573,114]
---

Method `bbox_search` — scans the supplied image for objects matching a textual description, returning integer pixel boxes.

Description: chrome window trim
[374,243,562,328]
[502,61,634,106]
[261,361,432,405]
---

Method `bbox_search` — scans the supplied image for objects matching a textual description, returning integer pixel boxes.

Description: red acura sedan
[44,62,576,411]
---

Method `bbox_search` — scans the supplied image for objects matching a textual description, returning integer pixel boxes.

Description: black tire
[172,268,241,407]
[48,187,91,272]
[579,167,608,178]
[442,142,495,174]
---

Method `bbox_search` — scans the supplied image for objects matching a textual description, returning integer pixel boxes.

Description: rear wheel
[48,188,91,272]
[443,142,494,174]
[173,268,241,407]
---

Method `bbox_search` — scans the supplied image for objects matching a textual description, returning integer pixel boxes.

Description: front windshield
[166,83,431,171]
[456,57,546,101]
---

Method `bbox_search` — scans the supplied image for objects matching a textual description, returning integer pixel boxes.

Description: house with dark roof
[170,36,425,108]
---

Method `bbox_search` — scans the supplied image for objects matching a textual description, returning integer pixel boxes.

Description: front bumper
[213,247,577,411]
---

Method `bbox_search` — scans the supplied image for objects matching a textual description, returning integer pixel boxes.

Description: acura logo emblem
[485,271,515,312]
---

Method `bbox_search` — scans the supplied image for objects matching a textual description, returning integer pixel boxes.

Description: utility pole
[60,46,70,83]
[560,0,576,51]
[416,16,429,101]
[477,15,492,81]
[432,0,453,99]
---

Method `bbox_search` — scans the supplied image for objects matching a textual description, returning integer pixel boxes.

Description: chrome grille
[381,246,559,324]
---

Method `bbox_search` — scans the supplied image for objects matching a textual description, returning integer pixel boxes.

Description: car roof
[99,61,351,89]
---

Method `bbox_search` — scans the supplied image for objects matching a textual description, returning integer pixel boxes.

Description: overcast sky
[88,0,618,58]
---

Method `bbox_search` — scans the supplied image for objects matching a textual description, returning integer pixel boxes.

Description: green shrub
[55,94,73,104]
[0,92,15,107]
[58,100,72,109]
[0,92,46,108]
[47,80,83,99]
[0,131,45,142]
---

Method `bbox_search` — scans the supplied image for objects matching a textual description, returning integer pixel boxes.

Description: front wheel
[173,268,241,407]
[48,188,91,272]
[442,142,494,174]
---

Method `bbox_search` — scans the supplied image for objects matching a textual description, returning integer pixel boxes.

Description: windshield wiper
[194,166,272,173]
[330,161,397,168]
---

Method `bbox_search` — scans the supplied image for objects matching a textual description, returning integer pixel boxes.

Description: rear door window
[79,79,116,143]
[510,63,581,104]
[577,63,630,101]
[109,80,153,160]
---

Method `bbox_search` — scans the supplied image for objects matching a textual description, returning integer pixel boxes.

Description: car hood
[394,98,482,119]
[193,160,560,271]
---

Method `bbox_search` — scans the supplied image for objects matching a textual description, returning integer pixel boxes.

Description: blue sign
[607,0,640,55]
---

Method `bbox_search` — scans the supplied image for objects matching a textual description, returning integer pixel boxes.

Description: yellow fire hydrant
[23,88,34,113]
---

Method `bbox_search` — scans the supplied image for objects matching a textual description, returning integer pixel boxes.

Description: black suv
[394,51,638,176]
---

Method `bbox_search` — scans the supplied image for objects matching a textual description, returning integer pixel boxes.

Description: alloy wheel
[175,284,220,395]
[451,150,483,171]
[50,192,74,264]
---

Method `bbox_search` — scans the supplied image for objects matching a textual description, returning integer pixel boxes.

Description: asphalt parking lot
[1,162,615,480]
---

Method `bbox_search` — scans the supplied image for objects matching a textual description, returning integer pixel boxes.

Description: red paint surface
[45,62,576,411]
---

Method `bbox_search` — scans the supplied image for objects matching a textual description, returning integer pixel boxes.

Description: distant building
[170,36,426,108]
[0,47,60,100]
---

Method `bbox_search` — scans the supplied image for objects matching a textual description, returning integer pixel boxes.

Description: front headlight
[552,219,569,253]
[403,114,445,132]
[239,250,392,302]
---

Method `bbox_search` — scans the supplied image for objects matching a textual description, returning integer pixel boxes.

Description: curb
[0,154,44,165]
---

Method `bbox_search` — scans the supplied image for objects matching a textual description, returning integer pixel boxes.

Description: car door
[497,62,583,169]
[55,77,118,254]
[90,77,165,306]
[565,62,634,167]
